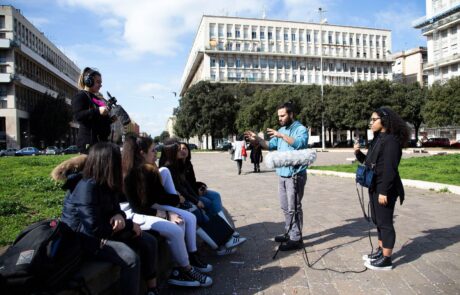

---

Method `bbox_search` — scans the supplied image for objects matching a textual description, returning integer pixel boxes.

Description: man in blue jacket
[245,101,308,251]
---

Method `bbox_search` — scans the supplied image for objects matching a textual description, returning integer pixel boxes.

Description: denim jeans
[200,189,223,215]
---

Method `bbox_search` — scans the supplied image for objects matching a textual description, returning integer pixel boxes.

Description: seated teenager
[57,143,160,295]
[159,139,247,255]
[121,136,212,287]
[179,142,242,238]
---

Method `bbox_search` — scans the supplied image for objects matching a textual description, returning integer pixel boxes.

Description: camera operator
[72,67,113,154]
[245,101,308,251]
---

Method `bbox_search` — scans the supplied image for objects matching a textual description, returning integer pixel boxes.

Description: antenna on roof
[262,6,267,19]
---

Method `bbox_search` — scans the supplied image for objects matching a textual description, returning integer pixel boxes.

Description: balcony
[0,39,11,48]
[0,73,13,83]
[423,53,460,70]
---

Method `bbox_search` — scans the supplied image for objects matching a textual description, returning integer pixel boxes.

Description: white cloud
[100,18,122,30]
[60,0,267,58]
[138,82,169,94]
[28,17,51,28]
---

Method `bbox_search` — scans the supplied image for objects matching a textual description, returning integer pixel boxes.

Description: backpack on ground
[0,219,83,294]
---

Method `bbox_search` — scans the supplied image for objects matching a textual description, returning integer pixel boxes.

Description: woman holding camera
[72,67,112,154]
[354,107,409,271]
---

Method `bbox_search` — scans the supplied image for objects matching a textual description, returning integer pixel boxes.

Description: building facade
[0,5,80,149]
[413,0,460,85]
[180,15,393,96]
[392,47,428,85]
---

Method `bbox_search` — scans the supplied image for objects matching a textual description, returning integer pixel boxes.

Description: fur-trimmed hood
[51,155,87,191]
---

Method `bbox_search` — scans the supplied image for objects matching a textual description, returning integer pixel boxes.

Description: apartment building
[392,47,428,85]
[413,0,460,85]
[180,15,393,96]
[0,5,80,149]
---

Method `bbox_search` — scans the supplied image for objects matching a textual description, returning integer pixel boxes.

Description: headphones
[83,68,100,88]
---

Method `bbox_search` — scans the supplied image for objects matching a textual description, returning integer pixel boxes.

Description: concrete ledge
[308,169,460,195]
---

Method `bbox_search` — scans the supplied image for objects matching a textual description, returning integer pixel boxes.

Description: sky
[7,0,427,137]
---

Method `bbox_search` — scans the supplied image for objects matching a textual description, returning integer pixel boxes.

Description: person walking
[232,134,246,175]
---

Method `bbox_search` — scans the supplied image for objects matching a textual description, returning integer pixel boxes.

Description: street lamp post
[318,7,326,151]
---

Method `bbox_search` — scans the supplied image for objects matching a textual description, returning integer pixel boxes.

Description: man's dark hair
[277,101,296,114]
[83,142,122,192]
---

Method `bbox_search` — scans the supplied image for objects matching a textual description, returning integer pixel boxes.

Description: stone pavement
[168,151,460,295]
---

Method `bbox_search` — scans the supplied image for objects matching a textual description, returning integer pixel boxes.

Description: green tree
[30,93,72,147]
[392,82,427,140]
[424,77,460,127]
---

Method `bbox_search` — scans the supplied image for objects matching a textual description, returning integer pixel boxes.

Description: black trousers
[369,191,396,249]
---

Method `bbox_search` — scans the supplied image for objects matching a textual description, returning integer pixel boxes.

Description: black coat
[356,133,405,204]
[61,177,133,253]
[72,91,112,153]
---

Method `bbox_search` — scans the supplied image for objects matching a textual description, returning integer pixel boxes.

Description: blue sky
[8,0,426,136]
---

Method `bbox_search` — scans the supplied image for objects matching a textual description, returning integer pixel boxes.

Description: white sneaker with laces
[216,246,237,256]
[225,236,247,249]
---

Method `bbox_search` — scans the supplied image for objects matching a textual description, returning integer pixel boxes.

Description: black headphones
[83,68,100,88]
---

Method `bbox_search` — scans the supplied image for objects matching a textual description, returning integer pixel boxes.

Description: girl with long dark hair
[355,107,409,270]
[159,139,246,255]
[121,136,212,287]
[59,142,160,295]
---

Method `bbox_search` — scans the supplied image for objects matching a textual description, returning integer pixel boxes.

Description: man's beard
[280,117,293,127]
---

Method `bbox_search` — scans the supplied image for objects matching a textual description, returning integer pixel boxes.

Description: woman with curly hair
[355,107,410,271]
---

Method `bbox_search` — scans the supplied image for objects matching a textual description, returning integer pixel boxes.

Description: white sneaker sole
[193,265,213,273]
[168,279,200,287]
[225,237,247,249]
[364,260,393,271]
[216,247,237,256]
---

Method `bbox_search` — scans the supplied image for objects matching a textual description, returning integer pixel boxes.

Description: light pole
[318,7,326,151]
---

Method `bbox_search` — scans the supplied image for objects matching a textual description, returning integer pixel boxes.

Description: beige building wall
[392,47,427,85]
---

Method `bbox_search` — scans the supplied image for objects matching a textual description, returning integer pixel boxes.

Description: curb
[307,169,460,195]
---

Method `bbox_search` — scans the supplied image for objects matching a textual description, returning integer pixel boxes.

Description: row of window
[209,23,387,47]
[210,57,390,73]
[210,41,387,59]
[15,53,77,100]
[13,18,80,80]
[209,71,385,86]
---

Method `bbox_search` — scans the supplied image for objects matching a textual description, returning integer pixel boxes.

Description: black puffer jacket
[60,178,133,253]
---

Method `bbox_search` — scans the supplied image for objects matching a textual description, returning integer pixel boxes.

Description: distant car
[0,148,17,157]
[15,147,41,156]
[188,143,198,150]
[407,139,418,148]
[217,142,232,151]
[45,146,60,155]
[61,145,79,154]
[422,137,450,148]
[450,140,460,148]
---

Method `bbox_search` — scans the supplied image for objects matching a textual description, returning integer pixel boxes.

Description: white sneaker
[216,246,237,256]
[232,231,240,238]
[225,236,247,249]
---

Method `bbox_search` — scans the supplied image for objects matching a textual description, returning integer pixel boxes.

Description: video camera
[106,91,131,126]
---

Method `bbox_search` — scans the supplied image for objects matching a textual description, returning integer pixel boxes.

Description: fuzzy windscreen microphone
[264,149,317,169]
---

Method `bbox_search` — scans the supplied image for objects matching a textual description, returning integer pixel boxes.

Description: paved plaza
[170,151,460,295]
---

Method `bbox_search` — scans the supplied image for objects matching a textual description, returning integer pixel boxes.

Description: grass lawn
[0,155,73,246]
[311,154,460,186]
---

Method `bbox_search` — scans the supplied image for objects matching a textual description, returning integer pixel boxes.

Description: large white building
[0,5,80,149]
[413,0,460,85]
[180,15,393,96]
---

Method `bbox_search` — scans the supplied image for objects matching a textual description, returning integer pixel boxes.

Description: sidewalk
[170,152,460,295]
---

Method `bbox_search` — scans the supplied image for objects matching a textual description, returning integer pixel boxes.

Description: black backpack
[0,219,83,294]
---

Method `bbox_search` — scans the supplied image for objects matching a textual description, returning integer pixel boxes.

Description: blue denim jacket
[268,120,309,177]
